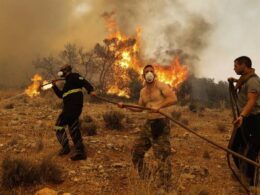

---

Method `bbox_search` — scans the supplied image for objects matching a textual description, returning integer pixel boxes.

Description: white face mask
[145,72,155,83]
[57,71,64,77]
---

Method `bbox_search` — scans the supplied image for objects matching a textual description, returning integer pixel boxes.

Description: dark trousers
[55,108,84,152]
[232,114,260,185]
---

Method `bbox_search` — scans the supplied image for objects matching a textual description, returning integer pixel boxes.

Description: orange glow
[103,16,189,98]
[25,74,51,97]
[25,74,43,97]
[154,57,188,89]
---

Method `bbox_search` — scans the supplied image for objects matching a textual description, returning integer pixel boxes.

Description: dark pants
[232,114,260,185]
[55,108,84,153]
[132,118,172,189]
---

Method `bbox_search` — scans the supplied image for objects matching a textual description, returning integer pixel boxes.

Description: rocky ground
[0,90,248,195]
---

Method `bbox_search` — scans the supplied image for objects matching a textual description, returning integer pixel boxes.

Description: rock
[112,163,126,168]
[72,177,80,182]
[106,143,114,149]
[69,170,76,175]
[35,187,58,195]
[35,187,71,195]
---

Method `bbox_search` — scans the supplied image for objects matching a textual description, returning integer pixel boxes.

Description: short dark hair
[234,56,252,68]
[143,64,154,71]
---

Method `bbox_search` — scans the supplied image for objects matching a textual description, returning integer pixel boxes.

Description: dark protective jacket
[52,73,94,113]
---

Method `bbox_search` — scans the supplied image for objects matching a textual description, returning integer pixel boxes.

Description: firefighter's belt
[62,88,82,98]
[54,126,64,131]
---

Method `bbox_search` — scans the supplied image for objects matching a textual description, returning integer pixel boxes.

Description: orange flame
[25,74,43,97]
[103,16,189,98]
[154,57,188,89]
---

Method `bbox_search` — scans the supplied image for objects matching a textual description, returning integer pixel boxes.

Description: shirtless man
[119,64,177,191]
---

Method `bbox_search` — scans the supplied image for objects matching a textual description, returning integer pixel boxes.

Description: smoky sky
[0,0,259,87]
[0,0,107,87]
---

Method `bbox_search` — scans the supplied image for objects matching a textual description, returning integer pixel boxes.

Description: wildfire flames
[26,15,188,99]
[104,16,188,98]
[25,74,43,97]
[25,74,51,97]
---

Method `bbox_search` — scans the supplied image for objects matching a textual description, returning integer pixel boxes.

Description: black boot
[58,145,70,156]
[70,151,87,161]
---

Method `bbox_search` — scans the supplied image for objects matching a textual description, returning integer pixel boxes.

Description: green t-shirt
[237,75,260,115]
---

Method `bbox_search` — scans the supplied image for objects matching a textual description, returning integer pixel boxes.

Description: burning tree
[30,15,189,100]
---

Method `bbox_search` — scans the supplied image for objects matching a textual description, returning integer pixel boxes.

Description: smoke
[0,0,212,87]
[106,0,212,67]
[0,0,106,87]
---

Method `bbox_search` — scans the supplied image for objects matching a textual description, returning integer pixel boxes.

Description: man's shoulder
[140,87,146,94]
[156,80,170,90]
[247,74,260,85]
[70,73,84,80]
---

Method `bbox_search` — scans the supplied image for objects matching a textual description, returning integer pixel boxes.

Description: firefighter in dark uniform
[52,64,95,161]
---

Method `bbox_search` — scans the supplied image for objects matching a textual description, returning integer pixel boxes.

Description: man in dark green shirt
[229,56,260,188]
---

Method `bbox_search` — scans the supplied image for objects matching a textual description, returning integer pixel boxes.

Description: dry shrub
[181,118,189,126]
[81,122,97,136]
[39,159,63,184]
[103,111,125,130]
[51,101,63,110]
[7,138,18,147]
[171,111,182,120]
[2,157,40,188]
[3,103,14,109]
[1,157,62,189]
[83,115,93,123]
[35,139,44,152]
[216,122,227,132]
[203,150,211,159]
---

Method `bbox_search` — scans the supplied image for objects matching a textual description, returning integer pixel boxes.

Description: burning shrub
[1,157,62,189]
[103,111,125,130]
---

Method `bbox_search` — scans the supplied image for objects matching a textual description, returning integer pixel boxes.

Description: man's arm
[52,84,63,98]
[77,75,95,95]
[156,83,177,109]
[118,90,144,112]
[234,92,258,127]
